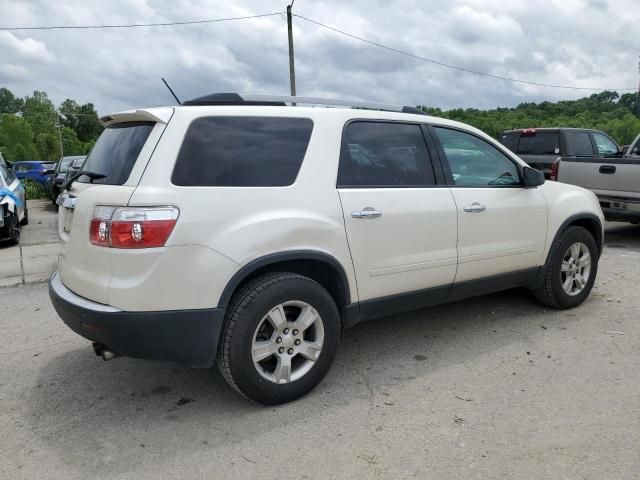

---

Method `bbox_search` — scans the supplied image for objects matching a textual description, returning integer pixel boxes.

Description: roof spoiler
[100,108,174,126]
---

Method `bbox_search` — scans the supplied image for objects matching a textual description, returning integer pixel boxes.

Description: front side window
[172,117,313,187]
[592,132,618,157]
[434,127,520,187]
[565,131,594,157]
[0,165,8,185]
[337,122,434,187]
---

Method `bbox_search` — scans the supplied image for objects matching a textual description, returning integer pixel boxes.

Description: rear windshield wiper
[65,170,107,190]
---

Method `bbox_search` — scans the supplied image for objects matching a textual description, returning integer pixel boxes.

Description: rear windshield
[516,131,560,155]
[498,132,519,152]
[172,116,313,187]
[79,121,154,185]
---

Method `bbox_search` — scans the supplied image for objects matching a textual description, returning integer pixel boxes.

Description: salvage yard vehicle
[49,94,604,404]
[12,160,57,186]
[498,127,625,179]
[46,156,85,205]
[0,163,28,245]
[554,131,640,224]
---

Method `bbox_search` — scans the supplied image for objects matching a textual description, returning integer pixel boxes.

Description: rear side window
[337,122,435,187]
[565,131,594,157]
[517,131,560,155]
[498,132,519,152]
[80,121,154,185]
[172,117,313,187]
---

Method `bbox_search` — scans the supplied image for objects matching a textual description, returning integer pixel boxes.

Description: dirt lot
[0,219,639,479]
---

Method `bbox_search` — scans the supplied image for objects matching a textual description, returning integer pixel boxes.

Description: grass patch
[23,180,49,200]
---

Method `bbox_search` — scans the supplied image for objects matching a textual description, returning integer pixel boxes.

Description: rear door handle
[599,165,616,174]
[463,202,486,213]
[352,207,383,219]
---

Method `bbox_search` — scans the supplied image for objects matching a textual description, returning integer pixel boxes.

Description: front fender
[538,181,604,263]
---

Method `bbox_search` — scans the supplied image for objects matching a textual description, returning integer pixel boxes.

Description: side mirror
[54,177,65,186]
[523,167,545,187]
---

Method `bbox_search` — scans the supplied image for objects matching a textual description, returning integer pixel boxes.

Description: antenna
[162,77,182,105]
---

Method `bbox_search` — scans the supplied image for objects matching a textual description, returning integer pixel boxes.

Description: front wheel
[533,226,598,309]
[217,273,340,404]
[6,211,21,245]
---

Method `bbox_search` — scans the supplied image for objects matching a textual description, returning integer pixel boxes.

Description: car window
[434,127,520,187]
[80,122,154,185]
[173,117,313,187]
[517,131,560,155]
[565,131,594,157]
[498,132,519,152]
[592,132,618,157]
[15,164,30,172]
[337,122,435,187]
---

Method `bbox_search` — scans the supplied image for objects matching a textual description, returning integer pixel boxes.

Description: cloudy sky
[1,0,638,115]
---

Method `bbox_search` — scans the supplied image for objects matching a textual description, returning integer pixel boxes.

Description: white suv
[49,94,604,404]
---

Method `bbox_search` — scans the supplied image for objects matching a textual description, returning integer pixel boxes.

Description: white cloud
[0,0,637,114]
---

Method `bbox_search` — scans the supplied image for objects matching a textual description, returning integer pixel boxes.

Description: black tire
[217,272,341,405]
[6,211,20,245]
[20,202,28,226]
[533,226,598,309]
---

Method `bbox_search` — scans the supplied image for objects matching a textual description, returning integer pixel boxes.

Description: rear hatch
[57,109,172,304]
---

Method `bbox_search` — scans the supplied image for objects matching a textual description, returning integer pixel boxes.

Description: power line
[0,12,282,31]
[294,14,637,92]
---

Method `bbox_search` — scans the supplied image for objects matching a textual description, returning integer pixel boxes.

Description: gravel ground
[0,223,639,479]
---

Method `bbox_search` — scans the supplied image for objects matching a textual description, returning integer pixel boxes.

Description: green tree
[22,91,57,137]
[13,144,30,161]
[35,132,62,161]
[60,126,84,155]
[59,99,103,142]
[0,113,38,161]
[0,88,24,114]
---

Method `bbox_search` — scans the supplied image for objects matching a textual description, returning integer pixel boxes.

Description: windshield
[79,121,154,185]
[58,157,82,173]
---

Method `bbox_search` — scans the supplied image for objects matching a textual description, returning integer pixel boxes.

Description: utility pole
[636,55,640,116]
[287,1,296,98]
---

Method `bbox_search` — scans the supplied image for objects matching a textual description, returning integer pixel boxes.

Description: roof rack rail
[181,93,426,115]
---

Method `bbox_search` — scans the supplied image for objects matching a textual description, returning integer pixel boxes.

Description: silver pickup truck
[556,132,640,223]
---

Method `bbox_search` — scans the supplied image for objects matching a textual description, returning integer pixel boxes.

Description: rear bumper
[49,271,224,367]
[598,196,640,223]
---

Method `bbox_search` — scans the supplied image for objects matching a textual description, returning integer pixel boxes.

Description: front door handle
[463,202,486,213]
[599,165,616,174]
[352,207,383,219]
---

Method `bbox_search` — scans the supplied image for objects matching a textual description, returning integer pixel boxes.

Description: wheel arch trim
[545,212,603,266]
[217,250,353,310]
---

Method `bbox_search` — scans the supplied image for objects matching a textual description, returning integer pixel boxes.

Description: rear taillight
[550,156,561,181]
[89,206,179,248]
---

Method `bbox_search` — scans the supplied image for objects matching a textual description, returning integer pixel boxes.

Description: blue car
[12,161,57,186]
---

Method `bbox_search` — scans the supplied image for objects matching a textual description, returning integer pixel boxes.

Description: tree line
[1,87,639,163]
[0,88,103,162]
[420,91,640,145]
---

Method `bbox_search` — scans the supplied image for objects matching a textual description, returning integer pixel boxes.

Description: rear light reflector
[89,206,179,248]
[550,156,561,181]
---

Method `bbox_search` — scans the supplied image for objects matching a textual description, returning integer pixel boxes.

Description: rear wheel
[533,226,598,309]
[217,272,340,405]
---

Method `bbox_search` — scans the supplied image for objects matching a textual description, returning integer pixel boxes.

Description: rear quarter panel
[123,107,358,310]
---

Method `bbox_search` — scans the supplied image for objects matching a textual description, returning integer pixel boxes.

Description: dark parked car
[498,128,624,179]
[46,156,85,204]
[12,161,57,186]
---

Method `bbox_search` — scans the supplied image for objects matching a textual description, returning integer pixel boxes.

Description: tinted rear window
[565,131,594,157]
[498,132,519,152]
[516,131,560,155]
[172,117,313,187]
[79,122,154,185]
